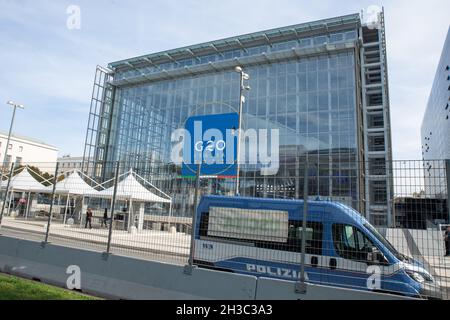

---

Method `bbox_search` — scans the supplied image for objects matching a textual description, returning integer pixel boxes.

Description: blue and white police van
[193,196,442,299]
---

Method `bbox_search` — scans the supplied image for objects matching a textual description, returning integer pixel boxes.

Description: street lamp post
[234,66,250,197]
[1,101,24,179]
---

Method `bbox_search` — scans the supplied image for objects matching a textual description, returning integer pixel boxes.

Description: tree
[14,165,55,186]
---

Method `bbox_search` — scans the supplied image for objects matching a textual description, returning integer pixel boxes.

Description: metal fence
[0,159,449,299]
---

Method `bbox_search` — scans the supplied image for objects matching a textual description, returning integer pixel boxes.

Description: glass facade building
[422,27,450,196]
[83,13,394,226]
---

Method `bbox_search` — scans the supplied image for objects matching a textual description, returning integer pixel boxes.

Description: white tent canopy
[51,171,100,196]
[47,170,102,225]
[0,168,48,192]
[97,170,172,232]
[0,168,48,220]
[98,170,171,203]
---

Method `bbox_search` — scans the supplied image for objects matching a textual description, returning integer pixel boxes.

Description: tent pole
[25,191,31,220]
[109,197,113,218]
[82,196,85,227]
[57,195,61,220]
[168,202,172,231]
[8,188,14,217]
[79,197,83,227]
[63,193,70,225]
[129,198,133,231]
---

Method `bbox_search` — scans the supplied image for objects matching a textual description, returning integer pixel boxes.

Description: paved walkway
[0,218,190,264]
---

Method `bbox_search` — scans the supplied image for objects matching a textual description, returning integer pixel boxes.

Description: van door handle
[329,258,337,270]
[311,256,318,268]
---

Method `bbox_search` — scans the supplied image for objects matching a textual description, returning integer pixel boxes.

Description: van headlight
[406,270,428,283]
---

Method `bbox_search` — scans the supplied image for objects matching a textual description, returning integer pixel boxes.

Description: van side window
[286,221,323,255]
[333,224,375,262]
[199,210,323,255]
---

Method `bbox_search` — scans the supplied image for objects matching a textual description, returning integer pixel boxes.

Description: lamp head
[234,66,243,73]
[6,101,24,109]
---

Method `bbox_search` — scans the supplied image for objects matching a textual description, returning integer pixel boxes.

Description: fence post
[446,160,450,223]
[185,163,202,275]
[43,162,60,245]
[296,159,309,294]
[105,161,120,257]
[0,163,15,230]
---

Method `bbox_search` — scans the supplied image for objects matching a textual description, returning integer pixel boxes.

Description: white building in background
[58,155,93,176]
[0,131,58,173]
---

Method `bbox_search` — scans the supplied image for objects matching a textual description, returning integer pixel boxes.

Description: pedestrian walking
[444,227,450,257]
[85,207,93,229]
[101,208,108,228]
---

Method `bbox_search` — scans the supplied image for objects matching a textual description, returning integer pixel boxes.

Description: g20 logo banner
[170,113,280,177]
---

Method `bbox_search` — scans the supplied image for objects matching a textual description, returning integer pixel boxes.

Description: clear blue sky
[0,0,448,160]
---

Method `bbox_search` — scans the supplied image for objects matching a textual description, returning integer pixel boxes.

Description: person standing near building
[85,208,93,229]
[444,227,450,257]
[101,208,108,228]
[18,197,27,216]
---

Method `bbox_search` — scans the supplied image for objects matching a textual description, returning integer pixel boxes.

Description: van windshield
[363,223,405,261]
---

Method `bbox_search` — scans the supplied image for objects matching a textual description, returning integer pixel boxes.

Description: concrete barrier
[0,236,256,300]
[0,236,416,300]
[256,277,417,300]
